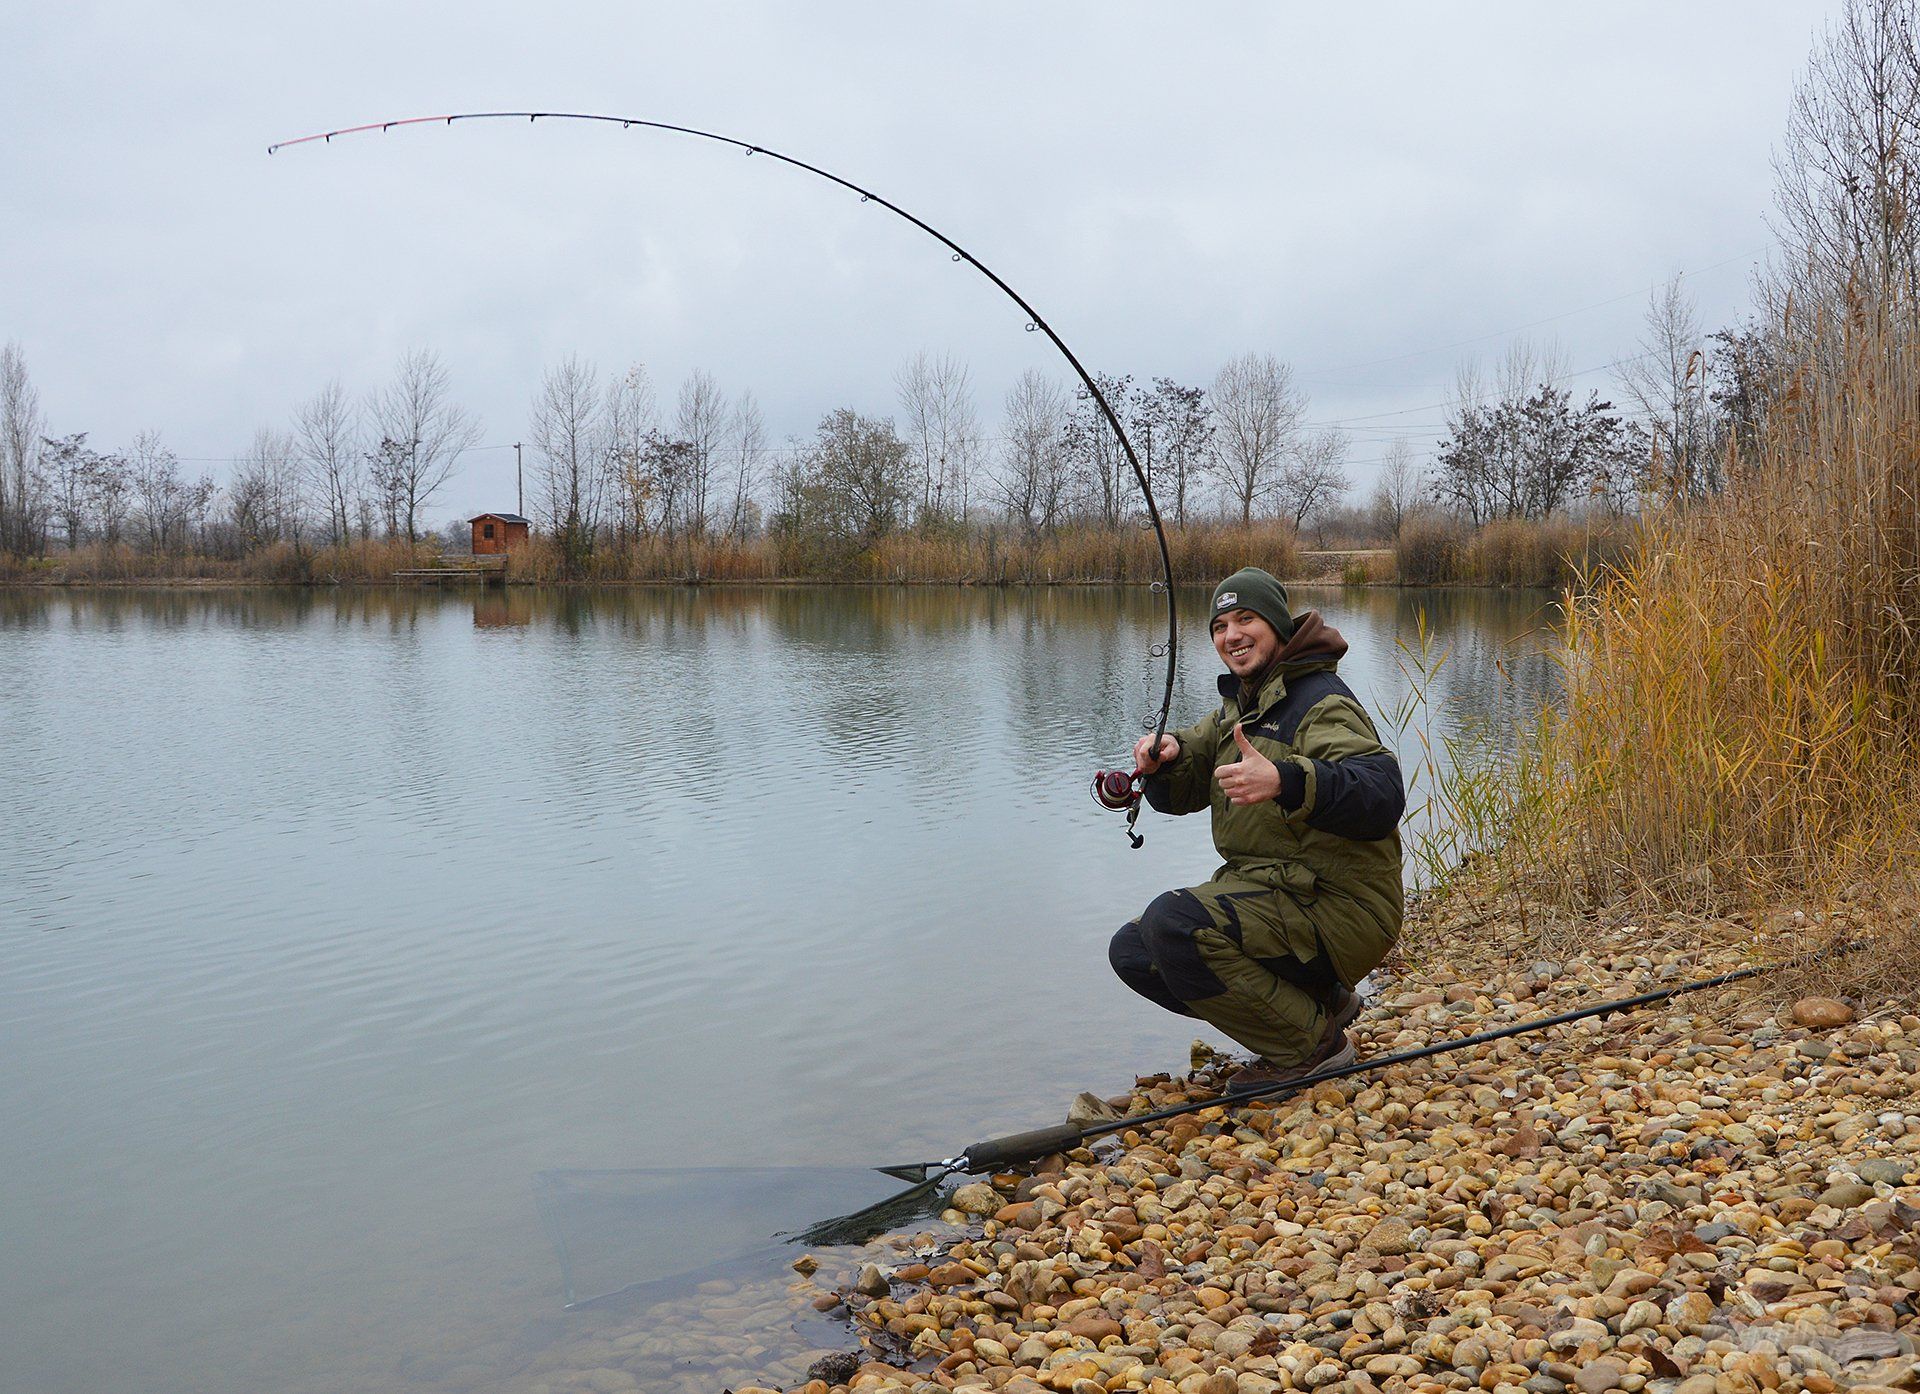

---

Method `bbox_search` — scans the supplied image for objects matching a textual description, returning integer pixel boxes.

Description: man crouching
[1108,567,1405,1095]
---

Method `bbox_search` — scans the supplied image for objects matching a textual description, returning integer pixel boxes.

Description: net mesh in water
[533,1166,944,1308]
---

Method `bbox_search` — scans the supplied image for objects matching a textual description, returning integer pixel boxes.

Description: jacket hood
[1273,610,1348,666]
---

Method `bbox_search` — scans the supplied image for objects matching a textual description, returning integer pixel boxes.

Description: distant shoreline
[0,575,1550,592]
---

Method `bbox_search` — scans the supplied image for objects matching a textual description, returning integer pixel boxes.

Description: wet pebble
[520,909,1920,1394]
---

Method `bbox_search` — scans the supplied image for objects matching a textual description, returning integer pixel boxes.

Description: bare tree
[1589,418,1656,519]
[0,341,46,555]
[1061,372,1134,527]
[605,364,658,542]
[1368,439,1425,540]
[185,473,218,551]
[993,369,1070,539]
[227,454,272,552]
[1210,352,1307,524]
[42,434,97,549]
[129,430,186,553]
[364,437,411,538]
[769,439,816,542]
[896,350,942,522]
[1769,0,1920,332]
[1136,377,1213,528]
[230,427,304,547]
[1278,428,1351,536]
[1620,276,1715,497]
[33,433,130,550]
[724,391,765,540]
[1434,342,1632,523]
[1433,341,1572,523]
[367,349,480,542]
[529,356,608,577]
[813,408,912,541]
[895,351,979,526]
[641,431,693,538]
[295,379,362,545]
[92,448,132,547]
[673,369,726,539]
[1706,322,1782,467]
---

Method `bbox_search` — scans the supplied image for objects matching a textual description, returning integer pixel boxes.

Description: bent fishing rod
[269,110,1177,847]
[870,935,1867,1191]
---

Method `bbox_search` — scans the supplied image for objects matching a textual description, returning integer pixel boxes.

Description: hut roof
[469,512,530,525]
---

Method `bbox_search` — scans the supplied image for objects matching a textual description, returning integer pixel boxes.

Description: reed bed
[4,517,1633,591]
[471,523,1304,586]
[1394,515,1627,588]
[1391,518,1467,586]
[1424,315,1920,991]
[0,537,438,584]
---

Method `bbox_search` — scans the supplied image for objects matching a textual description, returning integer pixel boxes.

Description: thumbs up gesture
[1215,723,1282,806]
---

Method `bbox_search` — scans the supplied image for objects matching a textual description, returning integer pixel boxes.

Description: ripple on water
[0,584,1559,1394]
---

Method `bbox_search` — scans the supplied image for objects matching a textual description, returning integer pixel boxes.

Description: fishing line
[269,110,1178,846]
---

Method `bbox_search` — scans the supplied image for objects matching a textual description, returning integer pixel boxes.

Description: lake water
[0,584,1558,1394]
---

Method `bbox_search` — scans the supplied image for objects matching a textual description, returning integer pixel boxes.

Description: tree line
[0,284,1793,578]
[517,349,1380,576]
[1415,306,1779,533]
[0,343,1368,572]
[0,346,480,560]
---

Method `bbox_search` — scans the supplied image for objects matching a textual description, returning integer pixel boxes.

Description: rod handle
[960,1122,1085,1173]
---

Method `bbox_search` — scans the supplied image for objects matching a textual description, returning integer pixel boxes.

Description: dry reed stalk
[8,517,1632,592]
[0,537,443,584]
[1391,516,1628,588]
[1437,313,1920,991]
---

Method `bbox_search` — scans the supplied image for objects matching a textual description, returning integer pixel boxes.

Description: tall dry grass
[1428,314,1920,991]
[788,520,1300,584]
[1466,518,1624,588]
[1393,515,1628,588]
[5,517,1633,592]
[1392,517,1469,586]
[0,538,437,584]
[436,523,1303,586]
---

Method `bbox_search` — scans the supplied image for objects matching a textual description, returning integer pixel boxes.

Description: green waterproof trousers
[1108,872,1339,1067]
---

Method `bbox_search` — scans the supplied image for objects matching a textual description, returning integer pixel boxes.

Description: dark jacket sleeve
[1283,697,1405,841]
[1141,708,1220,816]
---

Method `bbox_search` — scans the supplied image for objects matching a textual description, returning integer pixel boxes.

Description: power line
[1303,350,1657,429]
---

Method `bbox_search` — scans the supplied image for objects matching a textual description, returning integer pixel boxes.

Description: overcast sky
[1,2,1837,525]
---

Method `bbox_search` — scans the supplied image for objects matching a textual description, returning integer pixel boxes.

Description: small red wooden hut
[470,512,530,555]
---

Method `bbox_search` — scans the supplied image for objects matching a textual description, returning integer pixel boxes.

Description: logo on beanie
[1215,592,1236,609]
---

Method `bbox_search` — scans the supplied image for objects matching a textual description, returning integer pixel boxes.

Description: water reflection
[0,583,1557,1394]
[473,590,534,628]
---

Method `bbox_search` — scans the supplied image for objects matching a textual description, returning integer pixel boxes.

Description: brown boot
[1326,983,1363,1032]
[1223,1023,1358,1098]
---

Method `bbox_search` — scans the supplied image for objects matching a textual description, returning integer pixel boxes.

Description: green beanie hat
[1209,567,1295,641]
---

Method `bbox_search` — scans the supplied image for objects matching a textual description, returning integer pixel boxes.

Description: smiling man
[1108,567,1405,1094]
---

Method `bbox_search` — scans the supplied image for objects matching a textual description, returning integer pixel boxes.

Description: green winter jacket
[1142,612,1405,987]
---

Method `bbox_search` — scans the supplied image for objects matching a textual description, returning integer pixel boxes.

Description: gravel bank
[772,912,1920,1394]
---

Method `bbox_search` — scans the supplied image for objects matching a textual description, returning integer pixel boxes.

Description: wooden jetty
[393,555,509,587]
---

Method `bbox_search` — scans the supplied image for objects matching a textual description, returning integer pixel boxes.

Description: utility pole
[514,443,523,516]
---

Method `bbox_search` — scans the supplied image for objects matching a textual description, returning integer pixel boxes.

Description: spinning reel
[1090,768,1142,813]
[1089,767,1147,848]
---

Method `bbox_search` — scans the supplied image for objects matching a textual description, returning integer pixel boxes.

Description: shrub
[1341,554,1385,585]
